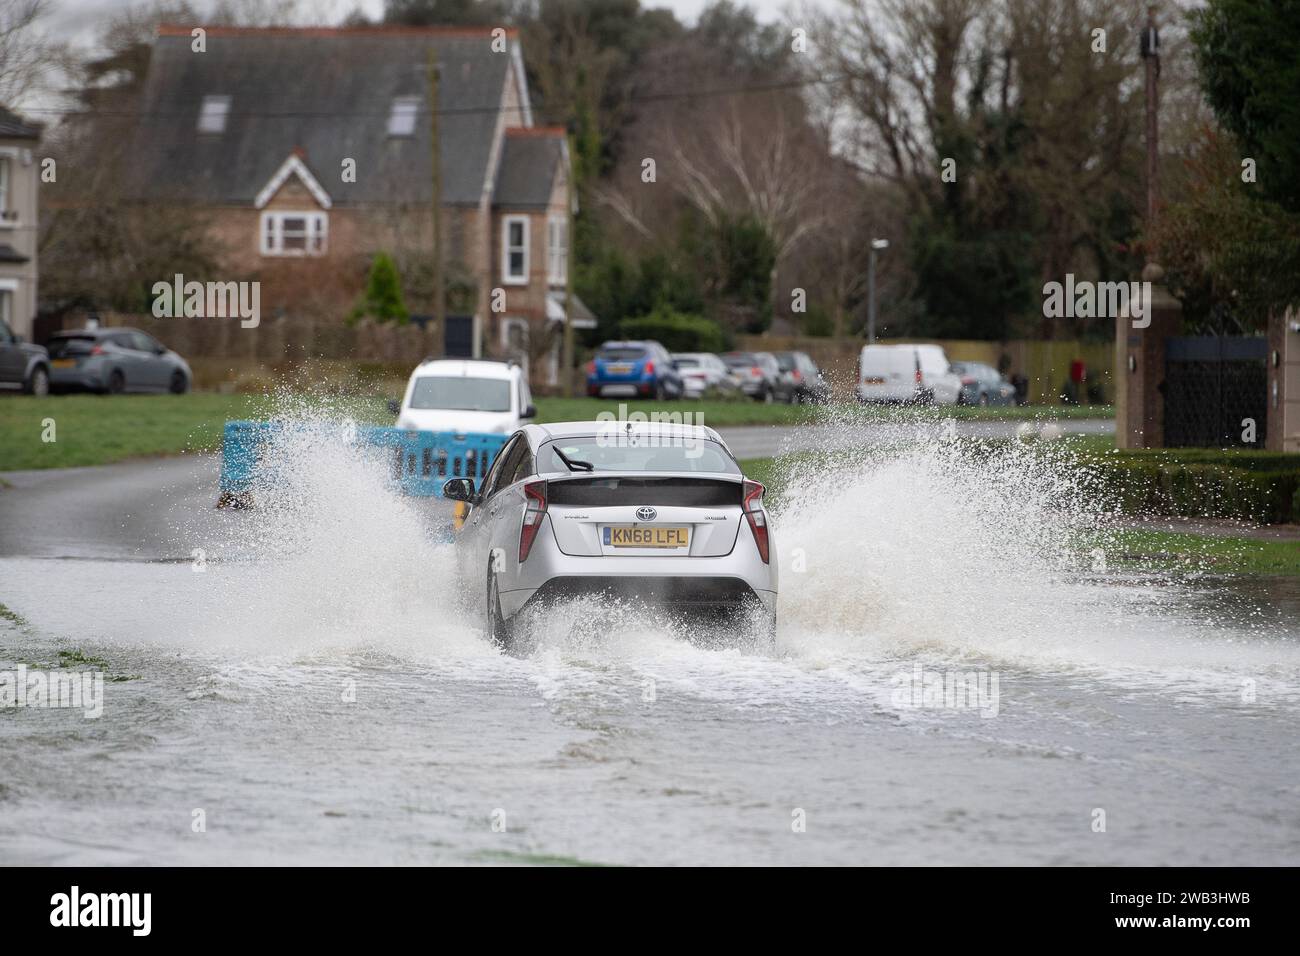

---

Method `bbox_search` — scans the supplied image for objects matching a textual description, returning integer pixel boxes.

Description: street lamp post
[867,238,889,344]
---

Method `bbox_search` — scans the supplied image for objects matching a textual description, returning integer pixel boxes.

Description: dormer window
[198,95,230,134]
[387,96,420,137]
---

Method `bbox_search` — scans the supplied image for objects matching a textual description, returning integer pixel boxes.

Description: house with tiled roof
[124,25,593,384]
[0,105,41,341]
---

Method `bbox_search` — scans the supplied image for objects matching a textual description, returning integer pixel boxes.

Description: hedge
[1078,450,1300,524]
[619,309,727,353]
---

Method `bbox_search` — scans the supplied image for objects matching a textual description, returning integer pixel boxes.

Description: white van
[857,344,963,405]
[390,359,535,434]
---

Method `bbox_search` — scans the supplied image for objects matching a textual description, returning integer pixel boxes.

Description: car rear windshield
[548,476,742,507]
[538,437,740,475]
[721,354,754,367]
[598,347,646,362]
[47,336,98,357]
[775,354,796,370]
[409,376,511,412]
[673,356,700,367]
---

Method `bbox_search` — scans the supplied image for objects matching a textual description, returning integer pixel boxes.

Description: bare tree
[0,0,70,107]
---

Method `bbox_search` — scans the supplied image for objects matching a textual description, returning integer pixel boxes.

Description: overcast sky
[44,0,808,50]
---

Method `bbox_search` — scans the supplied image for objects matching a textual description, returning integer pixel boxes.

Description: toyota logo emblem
[636,506,657,522]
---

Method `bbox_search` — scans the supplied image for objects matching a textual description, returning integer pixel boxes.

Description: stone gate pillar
[1115,263,1182,449]
[1266,307,1300,452]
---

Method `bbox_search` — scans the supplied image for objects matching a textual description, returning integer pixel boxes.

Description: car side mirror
[442,477,476,502]
[386,398,401,415]
[522,404,537,420]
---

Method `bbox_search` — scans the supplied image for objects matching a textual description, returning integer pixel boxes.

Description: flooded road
[1,421,1297,865]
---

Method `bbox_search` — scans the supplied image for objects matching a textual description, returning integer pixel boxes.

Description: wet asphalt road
[3,414,1300,867]
[0,420,1114,560]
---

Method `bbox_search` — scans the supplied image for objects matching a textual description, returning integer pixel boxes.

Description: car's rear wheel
[486,565,513,649]
[106,369,125,394]
[978,392,990,407]
[170,370,189,394]
[25,366,49,397]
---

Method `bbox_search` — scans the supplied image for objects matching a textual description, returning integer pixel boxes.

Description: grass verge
[0,392,1112,471]
[740,453,1300,576]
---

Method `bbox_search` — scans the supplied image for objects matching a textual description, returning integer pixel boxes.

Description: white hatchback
[391,359,535,434]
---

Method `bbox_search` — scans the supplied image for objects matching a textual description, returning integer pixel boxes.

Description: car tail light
[742,479,769,564]
[644,360,655,375]
[791,370,802,382]
[90,345,106,356]
[915,368,923,385]
[961,376,976,385]
[519,480,547,562]
[585,360,596,375]
[751,367,762,377]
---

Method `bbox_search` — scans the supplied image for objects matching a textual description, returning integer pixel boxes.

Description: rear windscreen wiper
[553,447,594,472]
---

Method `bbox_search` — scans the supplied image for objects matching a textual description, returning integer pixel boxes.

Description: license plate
[52,358,76,368]
[606,363,633,375]
[604,525,689,549]
[862,377,885,384]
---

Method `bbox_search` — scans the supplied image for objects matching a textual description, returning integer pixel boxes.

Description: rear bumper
[588,378,655,398]
[497,518,778,618]
[519,575,775,618]
[49,367,104,390]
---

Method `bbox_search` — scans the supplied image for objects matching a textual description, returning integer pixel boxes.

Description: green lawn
[1092,527,1300,576]
[740,453,1300,576]
[536,396,1112,427]
[0,391,1113,472]
[0,393,389,471]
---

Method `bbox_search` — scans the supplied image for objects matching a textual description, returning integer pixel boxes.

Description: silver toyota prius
[443,420,778,646]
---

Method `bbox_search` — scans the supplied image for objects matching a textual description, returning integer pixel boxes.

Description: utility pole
[428,49,444,355]
[1141,6,1160,233]
[867,238,888,344]
[563,143,576,396]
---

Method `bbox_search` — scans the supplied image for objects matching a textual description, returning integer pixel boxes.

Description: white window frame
[501,214,529,285]
[198,95,231,134]
[546,214,567,286]
[387,96,420,137]
[259,211,328,257]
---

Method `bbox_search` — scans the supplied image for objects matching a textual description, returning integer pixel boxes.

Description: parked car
[856,344,962,405]
[387,358,534,434]
[720,351,789,403]
[586,340,683,399]
[671,352,740,398]
[0,317,50,396]
[442,420,777,648]
[951,361,1017,406]
[46,327,191,394]
[774,351,830,404]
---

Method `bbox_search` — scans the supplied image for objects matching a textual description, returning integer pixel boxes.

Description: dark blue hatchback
[585,340,683,400]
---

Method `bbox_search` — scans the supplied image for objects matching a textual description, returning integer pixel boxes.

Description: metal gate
[1163,336,1267,447]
